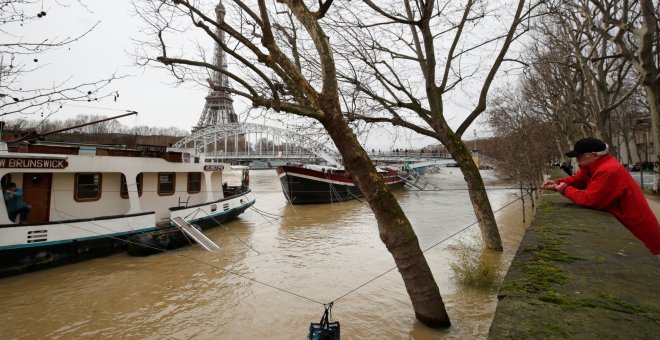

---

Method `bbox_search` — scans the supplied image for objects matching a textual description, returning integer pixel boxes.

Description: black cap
[565,137,607,158]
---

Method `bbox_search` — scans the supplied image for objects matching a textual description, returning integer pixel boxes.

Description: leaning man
[543,137,660,259]
[3,182,31,224]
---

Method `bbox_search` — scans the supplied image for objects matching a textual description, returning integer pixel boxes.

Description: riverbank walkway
[489,169,660,338]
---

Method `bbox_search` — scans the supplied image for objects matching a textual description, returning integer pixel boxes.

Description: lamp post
[642,132,649,189]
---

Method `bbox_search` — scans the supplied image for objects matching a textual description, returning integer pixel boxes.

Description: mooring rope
[198,210,261,255]
[248,205,280,224]
[324,171,347,205]
[278,181,299,216]
[346,190,365,203]
[42,204,318,303]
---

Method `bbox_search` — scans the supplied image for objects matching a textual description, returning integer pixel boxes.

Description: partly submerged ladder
[398,166,443,191]
[170,217,220,252]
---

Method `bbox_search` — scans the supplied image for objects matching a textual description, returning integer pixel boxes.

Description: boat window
[187,172,201,194]
[75,173,102,201]
[158,172,175,196]
[120,174,143,198]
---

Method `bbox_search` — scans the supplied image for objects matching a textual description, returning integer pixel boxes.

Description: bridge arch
[173,123,342,167]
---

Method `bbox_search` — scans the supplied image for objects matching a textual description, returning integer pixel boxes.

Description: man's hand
[542,180,567,193]
[542,180,557,190]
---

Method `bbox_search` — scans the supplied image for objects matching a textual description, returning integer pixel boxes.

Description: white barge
[0,141,255,277]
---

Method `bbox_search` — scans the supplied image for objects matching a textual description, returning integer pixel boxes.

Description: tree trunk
[626,129,635,165]
[443,134,503,251]
[321,106,451,328]
[520,182,526,224]
[644,83,660,192]
[636,0,659,191]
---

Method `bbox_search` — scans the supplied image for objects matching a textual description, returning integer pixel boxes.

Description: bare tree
[487,82,558,212]
[586,0,660,190]
[521,41,586,157]
[135,0,450,327]
[609,88,650,164]
[536,0,640,157]
[323,0,539,251]
[0,0,120,118]
[513,1,642,167]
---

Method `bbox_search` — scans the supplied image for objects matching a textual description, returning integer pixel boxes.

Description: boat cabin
[0,140,256,276]
[0,142,229,225]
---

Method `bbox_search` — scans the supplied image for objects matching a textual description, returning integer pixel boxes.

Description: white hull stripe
[0,226,158,250]
[186,200,256,224]
[0,198,256,251]
[278,172,357,187]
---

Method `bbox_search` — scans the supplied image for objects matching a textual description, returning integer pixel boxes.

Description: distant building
[615,117,653,166]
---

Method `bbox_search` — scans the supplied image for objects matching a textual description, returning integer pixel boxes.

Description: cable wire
[9,186,533,309]
[332,193,529,303]
[41,202,322,304]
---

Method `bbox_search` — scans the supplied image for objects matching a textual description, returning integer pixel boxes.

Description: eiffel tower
[193,0,237,133]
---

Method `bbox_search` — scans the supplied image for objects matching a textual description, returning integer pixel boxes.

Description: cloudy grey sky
[8,1,488,150]
[8,1,206,131]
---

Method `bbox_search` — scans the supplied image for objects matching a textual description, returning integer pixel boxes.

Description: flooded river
[0,168,531,339]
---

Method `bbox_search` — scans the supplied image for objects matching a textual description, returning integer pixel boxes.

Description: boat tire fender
[156,233,170,248]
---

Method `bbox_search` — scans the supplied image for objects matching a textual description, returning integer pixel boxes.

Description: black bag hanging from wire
[307,302,340,340]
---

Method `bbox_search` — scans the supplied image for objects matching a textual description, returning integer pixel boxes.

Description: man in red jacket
[543,137,660,259]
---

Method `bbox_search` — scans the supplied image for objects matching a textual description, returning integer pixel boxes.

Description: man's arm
[558,169,590,189]
[560,170,623,209]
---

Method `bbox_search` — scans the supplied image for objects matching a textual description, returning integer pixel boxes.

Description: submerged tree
[135,0,450,328]
[325,0,539,251]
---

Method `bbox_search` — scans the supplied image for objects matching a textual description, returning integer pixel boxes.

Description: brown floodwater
[0,169,531,339]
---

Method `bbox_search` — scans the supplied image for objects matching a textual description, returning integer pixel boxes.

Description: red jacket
[555,154,660,255]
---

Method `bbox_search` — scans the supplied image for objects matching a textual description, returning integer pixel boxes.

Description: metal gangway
[171,217,220,252]
[398,165,443,191]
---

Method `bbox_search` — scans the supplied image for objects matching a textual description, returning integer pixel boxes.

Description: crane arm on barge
[4,111,138,144]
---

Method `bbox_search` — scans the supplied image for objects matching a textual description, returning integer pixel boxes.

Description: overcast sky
[7,1,495,150]
[9,1,206,131]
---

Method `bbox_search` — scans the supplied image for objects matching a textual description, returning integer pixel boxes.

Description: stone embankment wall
[489,192,660,338]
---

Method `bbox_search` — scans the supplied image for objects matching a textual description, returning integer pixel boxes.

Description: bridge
[171,122,462,169]
[173,123,342,166]
[171,122,497,170]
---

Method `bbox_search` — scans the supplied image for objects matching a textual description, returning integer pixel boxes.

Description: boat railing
[169,187,252,212]
[10,141,199,163]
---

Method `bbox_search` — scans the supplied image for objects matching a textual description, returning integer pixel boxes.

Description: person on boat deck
[3,182,31,224]
[542,137,660,260]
